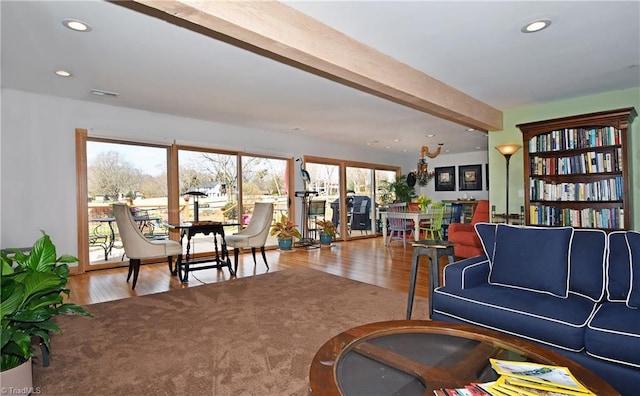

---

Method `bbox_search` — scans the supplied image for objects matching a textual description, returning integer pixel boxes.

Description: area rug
[33,267,428,395]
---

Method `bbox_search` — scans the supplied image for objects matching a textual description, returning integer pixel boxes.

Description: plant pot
[319,234,333,245]
[0,358,33,393]
[278,237,293,250]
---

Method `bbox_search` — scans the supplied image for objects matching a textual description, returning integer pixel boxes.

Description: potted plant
[1,231,92,389]
[270,214,302,250]
[417,194,432,212]
[379,174,417,204]
[315,219,338,245]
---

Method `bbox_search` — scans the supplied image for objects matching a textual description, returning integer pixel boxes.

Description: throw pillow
[489,224,573,298]
[626,231,640,309]
[475,222,498,262]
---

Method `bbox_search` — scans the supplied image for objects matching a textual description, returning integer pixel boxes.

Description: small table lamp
[184,191,207,221]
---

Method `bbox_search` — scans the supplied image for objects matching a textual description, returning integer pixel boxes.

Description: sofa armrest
[441,255,490,290]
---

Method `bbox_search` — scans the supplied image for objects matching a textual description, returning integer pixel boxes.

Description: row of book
[434,359,596,396]
[529,205,624,229]
[529,177,624,202]
[529,148,622,176]
[528,126,621,153]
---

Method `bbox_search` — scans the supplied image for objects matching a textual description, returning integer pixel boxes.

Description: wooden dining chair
[419,205,445,240]
[386,202,413,248]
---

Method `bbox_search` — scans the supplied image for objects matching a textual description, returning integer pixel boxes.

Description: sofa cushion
[607,231,632,302]
[475,222,497,260]
[569,229,607,302]
[489,225,573,298]
[585,302,640,368]
[626,231,640,308]
[433,284,596,352]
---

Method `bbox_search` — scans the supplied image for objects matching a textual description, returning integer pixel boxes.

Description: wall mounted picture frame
[485,163,489,190]
[435,166,455,191]
[459,164,482,191]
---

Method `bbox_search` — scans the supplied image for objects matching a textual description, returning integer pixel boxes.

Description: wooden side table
[407,240,456,319]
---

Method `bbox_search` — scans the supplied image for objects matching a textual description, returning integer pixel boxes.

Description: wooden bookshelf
[517,107,636,230]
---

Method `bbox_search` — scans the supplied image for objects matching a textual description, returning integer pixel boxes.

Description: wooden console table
[167,222,238,280]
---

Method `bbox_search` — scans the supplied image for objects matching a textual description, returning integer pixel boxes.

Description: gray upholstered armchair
[225,202,274,274]
[112,203,182,289]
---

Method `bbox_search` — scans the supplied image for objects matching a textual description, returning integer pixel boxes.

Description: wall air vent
[90,89,119,97]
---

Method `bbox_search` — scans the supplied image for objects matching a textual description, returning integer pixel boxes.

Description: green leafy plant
[315,219,339,237]
[417,194,432,211]
[1,232,92,371]
[269,215,302,239]
[379,174,417,204]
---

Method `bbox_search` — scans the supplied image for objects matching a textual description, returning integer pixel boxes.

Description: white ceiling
[2,1,639,155]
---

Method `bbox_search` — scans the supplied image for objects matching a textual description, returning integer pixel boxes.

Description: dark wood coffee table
[309,320,619,396]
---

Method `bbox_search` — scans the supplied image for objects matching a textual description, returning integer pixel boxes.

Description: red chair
[447,200,490,259]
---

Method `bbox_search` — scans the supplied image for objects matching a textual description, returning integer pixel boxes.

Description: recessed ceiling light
[476,146,482,150]
[55,70,72,77]
[394,139,401,142]
[90,89,119,97]
[426,134,435,138]
[62,18,92,32]
[521,19,551,33]
[466,128,475,132]
[445,149,451,153]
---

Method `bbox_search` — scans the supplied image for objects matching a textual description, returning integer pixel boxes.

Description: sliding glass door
[240,155,289,247]
[305,161,341,240]
[304,158,399,240]
[374,170,398,234]
[85,139,169,269]
[345,166,374,238]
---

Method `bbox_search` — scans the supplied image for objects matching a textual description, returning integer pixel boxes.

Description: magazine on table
[489,359,594,395]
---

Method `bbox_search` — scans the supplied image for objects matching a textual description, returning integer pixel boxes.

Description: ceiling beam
[118,0,503,131]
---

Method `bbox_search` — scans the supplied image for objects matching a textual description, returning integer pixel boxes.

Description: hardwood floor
[66,237,446,307]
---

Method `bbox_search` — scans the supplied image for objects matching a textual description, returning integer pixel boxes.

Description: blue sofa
[432,223,640,395]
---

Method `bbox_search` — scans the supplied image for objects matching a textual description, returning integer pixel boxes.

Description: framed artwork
[459,164,482,191]
[435,166,455,191]
[485,163,489,190]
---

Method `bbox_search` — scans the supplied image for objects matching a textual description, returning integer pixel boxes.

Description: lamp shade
[495,144,522,156]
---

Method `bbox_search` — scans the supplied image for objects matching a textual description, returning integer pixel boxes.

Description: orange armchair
[447,200,490,259]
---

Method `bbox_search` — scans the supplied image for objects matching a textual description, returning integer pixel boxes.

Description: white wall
[0,89,409,255]
[412,150,489,202]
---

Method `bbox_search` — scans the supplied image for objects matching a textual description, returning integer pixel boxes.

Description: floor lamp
[495,144,521,223]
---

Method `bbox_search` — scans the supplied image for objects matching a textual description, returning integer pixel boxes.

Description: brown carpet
[33,268,428,395]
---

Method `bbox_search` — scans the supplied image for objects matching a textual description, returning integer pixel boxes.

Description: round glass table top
[309,320,618,396]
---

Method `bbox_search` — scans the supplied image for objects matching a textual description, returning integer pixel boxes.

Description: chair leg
[131,258,141,289]
[127,260,134,281]
[251,247,258,265]
[260,246,269,269]
[233,248,240,275]
[167,256,173,274]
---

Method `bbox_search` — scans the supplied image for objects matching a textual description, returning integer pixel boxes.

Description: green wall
[489,87,640,230]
